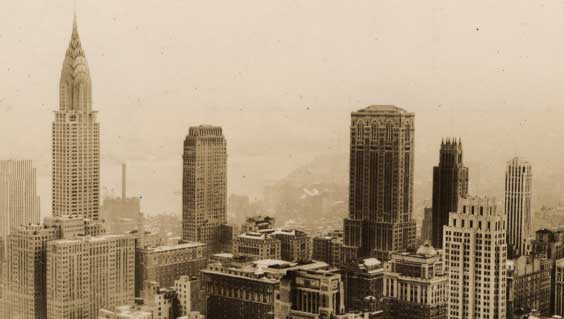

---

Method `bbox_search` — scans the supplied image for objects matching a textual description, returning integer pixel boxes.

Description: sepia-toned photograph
[1,1,564,319]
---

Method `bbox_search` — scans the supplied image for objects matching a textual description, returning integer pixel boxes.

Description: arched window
[357,121,364,141]
[372,122,378,140]
[386,123,392,141]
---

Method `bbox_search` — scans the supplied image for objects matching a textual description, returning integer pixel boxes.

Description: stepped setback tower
[52,15,100,220]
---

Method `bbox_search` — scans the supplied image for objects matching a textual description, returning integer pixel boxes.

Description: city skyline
[3,2,564,216]
[2,5,564,318]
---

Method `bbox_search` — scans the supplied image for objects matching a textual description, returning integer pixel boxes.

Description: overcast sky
[2,1,564,216]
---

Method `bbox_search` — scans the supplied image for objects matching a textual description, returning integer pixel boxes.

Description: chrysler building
[52,15,100,220]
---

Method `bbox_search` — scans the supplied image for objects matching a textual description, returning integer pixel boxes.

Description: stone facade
[344,105,416,262]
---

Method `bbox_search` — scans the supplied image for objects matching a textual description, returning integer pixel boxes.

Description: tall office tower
[0,160,41,257]
[52,15,100,220]
[4,216,104,319]
[343,105,416,261]
[4,224,59,319]
[46,234,135,319]
[444,196,507,319]
[555,258,564,316]
[505,157,532,258]
[182,125,227,253]
[430,139,468,249]
[382,243,447,319]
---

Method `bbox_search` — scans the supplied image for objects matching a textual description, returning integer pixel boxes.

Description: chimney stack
[121,163,126,200]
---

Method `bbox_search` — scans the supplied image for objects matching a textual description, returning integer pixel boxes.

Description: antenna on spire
[72,0,78,30]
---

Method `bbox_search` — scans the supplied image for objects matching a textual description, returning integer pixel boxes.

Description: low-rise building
[241,216,275,234]
[341,258,384,314]
[270,229,311,263]
[100,278,205,319]
[383,243,447,319]
[142,281,178,319]
[98,305,152,319]
[510,255,552,316]
[135,241,207,297]
[202,258,330,319]
[233,232,281,260]
[530,228,564,314]
[175,275,204,315]
[312,234,343,266]
[275,268,350,319]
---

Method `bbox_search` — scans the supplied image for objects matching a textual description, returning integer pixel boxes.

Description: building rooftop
[202,259,329,283]
[145,241,206,253]
[416,242,438,257]
[362,258,382,267]
[52,233,133,245]
[355,105,410,114]
[238,232,268,240]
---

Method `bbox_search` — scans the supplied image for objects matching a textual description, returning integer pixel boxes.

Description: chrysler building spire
[59,14,91,113]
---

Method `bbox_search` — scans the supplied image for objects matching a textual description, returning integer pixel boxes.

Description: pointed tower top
[59,12,92,112]
[66,13,85,59]
[73,8,77,29]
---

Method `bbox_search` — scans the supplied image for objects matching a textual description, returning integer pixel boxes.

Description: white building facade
[444,196,507,319]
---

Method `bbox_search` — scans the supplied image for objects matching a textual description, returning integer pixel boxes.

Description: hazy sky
[2,1,564,216]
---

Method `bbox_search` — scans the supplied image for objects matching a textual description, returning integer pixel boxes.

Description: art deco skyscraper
[444,196,507,319]
[430,139,468,249]
[182,125,227,253]
[505,157,532,257]
[343,105,416,262]
[0,160,40,257]
[52,15,100,220]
